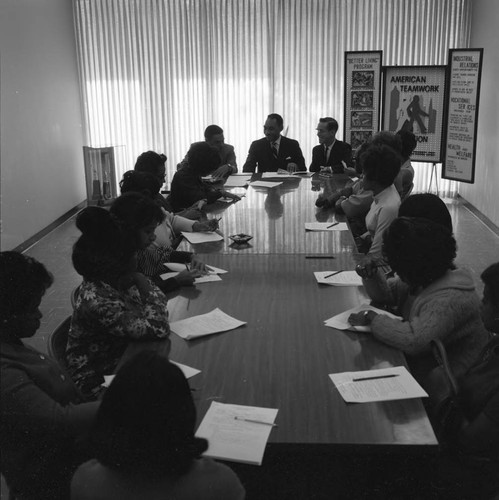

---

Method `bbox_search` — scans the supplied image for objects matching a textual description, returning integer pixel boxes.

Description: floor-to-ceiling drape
[73,0,471,196]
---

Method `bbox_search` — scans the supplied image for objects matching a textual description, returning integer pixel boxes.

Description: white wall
[458,0,499,226]
[0,0,86,250]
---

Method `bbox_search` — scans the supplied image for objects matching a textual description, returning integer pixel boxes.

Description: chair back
[71,285,81,309]
[47,315,72,370]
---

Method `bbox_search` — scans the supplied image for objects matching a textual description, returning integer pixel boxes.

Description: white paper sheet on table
[102,361,201,387]
[305,222,349,231]
[170,308,246,340]
[329,366,428,403]
[181,231,224,244]
[250,180,283,188]
[292,171,313,177]
[314,270,363,286]
[324,303,402,332]
[261,171,295,179]
[224,176,251,187]
[195,401,278,465]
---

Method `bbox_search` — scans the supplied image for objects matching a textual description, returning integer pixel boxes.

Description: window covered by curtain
[73,0,471,196]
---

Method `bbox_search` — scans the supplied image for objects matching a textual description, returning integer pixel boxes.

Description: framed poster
[382,66,447,163]
[442,48,483,183]
[344,51,382,151]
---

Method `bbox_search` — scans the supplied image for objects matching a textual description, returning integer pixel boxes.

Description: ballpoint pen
[324,270,343,279]
[352,374,399,382]
[327,222,339,228]
[234,416,278,427]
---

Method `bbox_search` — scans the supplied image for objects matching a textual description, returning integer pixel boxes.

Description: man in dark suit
[309,117,353,173]
[242,114,306,173]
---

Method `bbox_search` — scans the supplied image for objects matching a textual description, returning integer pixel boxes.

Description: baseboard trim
[457,194,499,237]
[14,201,86,253]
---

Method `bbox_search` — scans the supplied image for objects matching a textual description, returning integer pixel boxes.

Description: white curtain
[73,0,471,196]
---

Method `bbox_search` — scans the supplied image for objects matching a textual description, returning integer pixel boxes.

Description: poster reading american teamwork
[382,66,447,163]
[344,51,382,152]
[443,49,483,183]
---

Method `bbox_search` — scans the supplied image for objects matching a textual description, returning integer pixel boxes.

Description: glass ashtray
[228,233,253,244]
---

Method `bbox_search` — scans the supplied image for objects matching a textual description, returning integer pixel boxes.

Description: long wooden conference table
[124,173,438,498]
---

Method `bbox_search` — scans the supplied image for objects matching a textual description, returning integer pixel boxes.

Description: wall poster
[382,66,447,163]
[344,51,382,152]
[442,48,483,183]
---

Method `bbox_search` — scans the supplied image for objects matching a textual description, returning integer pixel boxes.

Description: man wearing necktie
[309,117,353,173]
[242,113,306,173]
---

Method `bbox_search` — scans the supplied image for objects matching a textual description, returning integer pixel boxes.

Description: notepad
[329,366,428,403]
[102,361,201,387]
[161,263,228,275]
[195,401,278,465]
[170,308,246,340]
[305,222,349,231]
[314,270,363,286]
[262,171,295,179]
[324,304,402,332]
[250,180,283,188]
[181,231,224,244]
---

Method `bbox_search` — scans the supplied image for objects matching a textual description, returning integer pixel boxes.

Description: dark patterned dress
[66,279,169,399]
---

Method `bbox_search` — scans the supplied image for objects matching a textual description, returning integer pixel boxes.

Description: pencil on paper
[352,374,399,382]
[327,222,339,228]
[324,270,343,279]
[234,416,277,427]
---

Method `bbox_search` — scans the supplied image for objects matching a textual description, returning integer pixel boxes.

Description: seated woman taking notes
[65,205,170,400]
[71,351,245,500]
[350,216,490,384]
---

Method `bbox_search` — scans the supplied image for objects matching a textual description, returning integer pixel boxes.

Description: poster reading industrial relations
[443,49,483,183]
[382,66,447,163]
[344,51,382,151]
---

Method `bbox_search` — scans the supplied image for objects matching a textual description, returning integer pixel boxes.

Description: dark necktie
[324,145,329,163]
[272,142,278,159]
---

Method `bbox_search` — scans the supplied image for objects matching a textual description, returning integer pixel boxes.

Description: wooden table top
[125,174,437,450]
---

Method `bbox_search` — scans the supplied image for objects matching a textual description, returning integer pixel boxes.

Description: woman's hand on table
[192,219,219,232]
[175,269,203,287]
[190,258,209,273]
[348,310,378,326]
[221,191,241,202]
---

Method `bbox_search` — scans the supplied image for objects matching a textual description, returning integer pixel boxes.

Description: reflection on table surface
[126,174,437,451]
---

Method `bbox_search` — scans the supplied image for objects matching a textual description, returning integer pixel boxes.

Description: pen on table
[327,222,339,228]
[234,416,278,427]
[352,374,399,382]
[324,270,343,279]
[305,255,336,259]
[185,263,190,271]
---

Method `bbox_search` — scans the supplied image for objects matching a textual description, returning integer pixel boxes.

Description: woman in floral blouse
[65,202,170,400]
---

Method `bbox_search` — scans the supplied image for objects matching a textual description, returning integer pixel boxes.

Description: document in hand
[181,231,224,244]
[224,175,252,187]
[324,303,402,332]
[329,366,428,403]
[102,361,201,387]
[195,401,278,465]
[314,270,363,286]
[305,222,349,231]
[170,308,246,340]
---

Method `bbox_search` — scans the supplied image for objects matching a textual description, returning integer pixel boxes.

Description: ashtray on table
[228,233,253,244]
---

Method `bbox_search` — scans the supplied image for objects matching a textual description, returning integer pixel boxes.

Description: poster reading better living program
[382,66,447,163]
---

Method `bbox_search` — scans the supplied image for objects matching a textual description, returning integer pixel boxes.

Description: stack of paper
[250,180,283,188]
[324,304,402,332]
[314,270,363,286]
[170,308,246,340]
[329,366,428,403]
[181,231,224,244]
[195,401,278,465]
[305,222,349,231]
[262,171,295,179]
